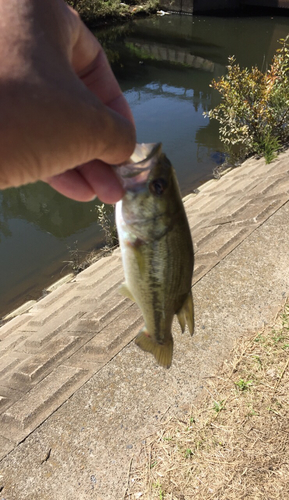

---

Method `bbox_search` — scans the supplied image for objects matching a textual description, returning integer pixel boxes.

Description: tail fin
[177,290,194,335]
[135,328,173,369]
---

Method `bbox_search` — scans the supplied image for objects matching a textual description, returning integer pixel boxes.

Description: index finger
[68,8,134,124]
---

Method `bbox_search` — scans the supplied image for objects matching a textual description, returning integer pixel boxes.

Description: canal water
[1,12,289,318]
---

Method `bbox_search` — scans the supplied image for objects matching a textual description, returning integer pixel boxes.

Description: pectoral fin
[135,327,173,369]
[177,290,194,335]
[119,283,135,302]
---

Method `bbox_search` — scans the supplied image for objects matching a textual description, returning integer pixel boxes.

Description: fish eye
[149,178,167,195]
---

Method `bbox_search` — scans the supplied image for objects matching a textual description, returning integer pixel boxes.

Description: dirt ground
[126,301,289,499]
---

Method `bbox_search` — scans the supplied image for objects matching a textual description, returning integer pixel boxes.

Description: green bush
[205,36,289,163]
[67,0,129,23]
[67,0,158,24]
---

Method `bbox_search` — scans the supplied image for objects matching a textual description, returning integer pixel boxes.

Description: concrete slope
[1,151,289,499]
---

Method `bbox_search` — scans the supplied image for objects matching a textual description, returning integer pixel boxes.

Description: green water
[1,12,289,318]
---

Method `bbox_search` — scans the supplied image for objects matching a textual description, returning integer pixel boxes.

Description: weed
[235,379,253,391]
[152,481,164,500]
[96,203,118,248]
[253,355,262,369]
[65,241,99,274]
[254,134,281,164]
[213,400,225,413]
[247,409,258,417]
[185,448,193,458]
[273,333,285,344]
[64,203,118,275]
[66,0,158,25]
[254,333,266,343]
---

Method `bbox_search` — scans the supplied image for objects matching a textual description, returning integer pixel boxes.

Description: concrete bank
[1,151,289,499]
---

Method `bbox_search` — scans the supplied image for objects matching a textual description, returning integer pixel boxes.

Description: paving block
[73,252,121,283]
[0,385,24,414]
[184,192,217,214]
[186,192,245,218]
[18,305,85,349]
[196,224,250,257]
[82,304,143,362]
[246,173,289,197]
[218,175,260,195]
[254,196,287,224]
[183,192,197,207]
[0,365,90,441]
[194,252,219,274]
[0,352,26,380]
[192,264,208,283]
[0,434,15,460]
[2,300,37,321]
[27,295,82,329]
[238,156,269,177]
[62,352,104,372]
[45,274,74,293]
[75,264,123,292]
[194,225,221,251]
[0,314,33,342]
[0,332,29,356]
[189,217,210,236]
[267,157,289,176]
[69,289,132,334]
[230,196,281,224]
[8,334,83,391]
[28,283,77,312]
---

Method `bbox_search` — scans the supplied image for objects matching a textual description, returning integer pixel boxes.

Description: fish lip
[127,142,162,165]
[114,143,162,191]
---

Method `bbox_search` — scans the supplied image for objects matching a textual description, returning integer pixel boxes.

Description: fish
[114,143,194,369]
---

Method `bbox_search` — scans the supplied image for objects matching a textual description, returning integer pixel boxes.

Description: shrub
[67,0,158,25]
[67,0,130,23]
[205,36,289,163]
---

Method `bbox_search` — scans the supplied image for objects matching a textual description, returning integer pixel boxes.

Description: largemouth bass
[115,143,194,369]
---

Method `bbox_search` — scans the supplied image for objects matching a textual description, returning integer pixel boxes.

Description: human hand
[0,0,136,202]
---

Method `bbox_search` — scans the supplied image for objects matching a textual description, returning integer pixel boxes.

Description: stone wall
[159,0,289,14]
[194,0,240,12]
[158,0,192,14]
[159,0,239,14]
[243,0,289,7]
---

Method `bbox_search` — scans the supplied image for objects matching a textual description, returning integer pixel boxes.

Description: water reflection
[98,17,228,192]
[0,184,107,317]
[1,183,100,238]
[2,12,289,317]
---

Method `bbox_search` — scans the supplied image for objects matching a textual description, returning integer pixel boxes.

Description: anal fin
[177,290,194,335]
[135,327,173,369]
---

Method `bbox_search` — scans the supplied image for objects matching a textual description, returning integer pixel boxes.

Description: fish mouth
[129,143,161,164]
[114,143,162,191]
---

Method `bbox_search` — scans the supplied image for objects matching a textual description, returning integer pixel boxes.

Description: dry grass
[63,244,118,274]
[126,301,289,499]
